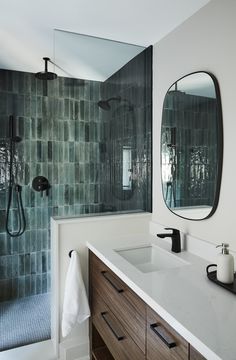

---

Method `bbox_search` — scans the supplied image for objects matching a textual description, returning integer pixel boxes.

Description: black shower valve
[14,184,22,192]
[32,176,50,197]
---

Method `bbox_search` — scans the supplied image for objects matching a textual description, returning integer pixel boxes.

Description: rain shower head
[97,100,111,111]
[97,96,121,111]
[35,57,57,80]
[97,96,134,111]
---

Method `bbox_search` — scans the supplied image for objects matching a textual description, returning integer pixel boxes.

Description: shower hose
[5,138,26,237]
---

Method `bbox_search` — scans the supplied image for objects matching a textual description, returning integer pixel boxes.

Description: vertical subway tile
[19,254,25,276]
[36,251,42,273]
[25,275,31,296]
[0,54,152,300]
[30,253,36,274]
[42,273,47,293]
[42,251,47,273]
[0,256,7,279]
[18,276,25,298]
[25,253,30,275]
[36,274,42,294]
[30,274,36,295]
[69,142,75,162]
[80,100,84,120]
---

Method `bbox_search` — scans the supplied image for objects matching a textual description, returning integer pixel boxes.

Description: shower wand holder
[32,176,50,197]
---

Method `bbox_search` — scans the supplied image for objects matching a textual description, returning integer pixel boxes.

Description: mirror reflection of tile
[161,72,222,220]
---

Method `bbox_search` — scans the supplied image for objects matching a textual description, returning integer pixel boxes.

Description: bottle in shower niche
[216,243,234,284]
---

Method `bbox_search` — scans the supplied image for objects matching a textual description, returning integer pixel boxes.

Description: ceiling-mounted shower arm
[108,96,122,102]
[43,57,49,72]
[35,57,57,80]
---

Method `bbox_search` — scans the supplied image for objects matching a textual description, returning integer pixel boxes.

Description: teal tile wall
[100,46,152,212]
[0,71,103,301]
[0,47,152,301]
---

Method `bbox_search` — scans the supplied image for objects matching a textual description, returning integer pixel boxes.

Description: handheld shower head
[35,57,57,80]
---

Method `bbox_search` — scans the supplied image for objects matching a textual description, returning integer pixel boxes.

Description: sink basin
[115,244,189,273]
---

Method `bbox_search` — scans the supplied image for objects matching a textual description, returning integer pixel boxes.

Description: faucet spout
[156,228,181,253]
[156,233,168,239]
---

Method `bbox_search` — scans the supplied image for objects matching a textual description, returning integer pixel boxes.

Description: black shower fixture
[97,96,121,110]
[5,115,26,237]
[35,57,58,80]
[97,96,134,111]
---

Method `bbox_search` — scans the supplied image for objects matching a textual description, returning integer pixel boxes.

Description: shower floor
[0,293,51,352]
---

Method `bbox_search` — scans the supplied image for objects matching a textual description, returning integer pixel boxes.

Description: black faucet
[156,228,181,253]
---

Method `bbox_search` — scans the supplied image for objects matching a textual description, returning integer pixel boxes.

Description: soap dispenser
[216,243,234,284]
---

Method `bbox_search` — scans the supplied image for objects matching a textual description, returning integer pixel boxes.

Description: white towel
[61,250,90,338]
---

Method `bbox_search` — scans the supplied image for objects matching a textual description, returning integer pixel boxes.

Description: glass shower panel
[54,30,152,214]
[0,31,152,352]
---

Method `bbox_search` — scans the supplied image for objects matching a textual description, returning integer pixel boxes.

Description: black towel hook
[68,250,74,258]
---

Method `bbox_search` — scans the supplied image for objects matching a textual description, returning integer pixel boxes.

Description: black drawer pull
[150,323,176,349]
[101,271,124,293]
[101,312,125,341]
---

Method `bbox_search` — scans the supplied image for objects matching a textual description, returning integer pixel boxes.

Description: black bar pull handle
[150,323,177,349]
[101,312,125,341]
[101,271,124,293]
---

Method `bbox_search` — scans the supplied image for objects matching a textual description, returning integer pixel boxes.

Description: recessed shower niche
[0,31,152,351]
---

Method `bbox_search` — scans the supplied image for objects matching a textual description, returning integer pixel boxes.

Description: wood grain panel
[90,252,146,352]
[147,306,188,360]
[92,289,145,360]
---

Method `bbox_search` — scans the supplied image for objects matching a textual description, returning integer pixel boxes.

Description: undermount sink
[115,244,189,273]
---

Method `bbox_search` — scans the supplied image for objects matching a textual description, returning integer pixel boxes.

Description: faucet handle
[165,227,179,235]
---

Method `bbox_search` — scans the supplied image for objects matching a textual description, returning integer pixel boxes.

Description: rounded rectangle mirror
[161,71,223,220]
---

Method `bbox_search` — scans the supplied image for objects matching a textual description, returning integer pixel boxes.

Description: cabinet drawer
[189,345,206,360]
[90,252,146,352]
[147,306,188,360]
[92,289,145,360]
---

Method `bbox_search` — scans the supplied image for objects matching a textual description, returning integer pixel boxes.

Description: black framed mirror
[161,71,223,220]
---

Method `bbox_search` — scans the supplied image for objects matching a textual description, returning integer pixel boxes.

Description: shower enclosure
[0,32,152,352]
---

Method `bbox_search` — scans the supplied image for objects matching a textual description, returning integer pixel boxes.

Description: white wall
[52,213,151,359]
[152,0,236,249]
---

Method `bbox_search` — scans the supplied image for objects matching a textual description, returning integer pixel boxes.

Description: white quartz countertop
[87,233,236,360]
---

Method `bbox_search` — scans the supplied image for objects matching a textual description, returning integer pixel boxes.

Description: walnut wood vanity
[89,251,205,360]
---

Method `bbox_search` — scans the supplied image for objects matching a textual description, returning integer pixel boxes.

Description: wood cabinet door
[92,289,145,360]
[147,306,188,360]
[90,251,146,352]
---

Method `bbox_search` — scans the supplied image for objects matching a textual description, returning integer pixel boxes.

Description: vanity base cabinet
[89,250,206,360]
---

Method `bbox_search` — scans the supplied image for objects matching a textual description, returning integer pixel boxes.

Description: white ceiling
[0,0,210,79]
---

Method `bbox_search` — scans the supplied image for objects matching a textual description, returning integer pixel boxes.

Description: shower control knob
[32,176,50,197]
